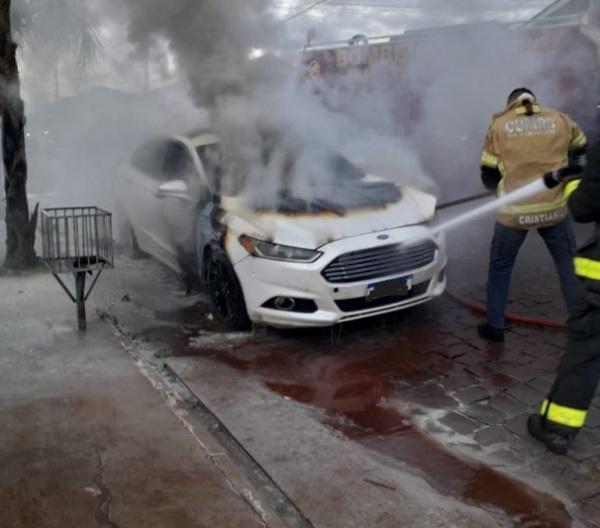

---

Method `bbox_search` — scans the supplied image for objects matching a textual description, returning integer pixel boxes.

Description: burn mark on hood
[196,196,230,274]
[222,137,404,217]
[212,207,228,250]
[252,180,402,217]
[205,194,227,244]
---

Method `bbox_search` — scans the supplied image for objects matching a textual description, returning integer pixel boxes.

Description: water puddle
[143,307,572,527]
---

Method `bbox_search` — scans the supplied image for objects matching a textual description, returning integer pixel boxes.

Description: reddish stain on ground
[144,308,571,527]
[485,372,518,389]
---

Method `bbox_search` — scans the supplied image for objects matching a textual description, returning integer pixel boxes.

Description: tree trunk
[0,0,37,269]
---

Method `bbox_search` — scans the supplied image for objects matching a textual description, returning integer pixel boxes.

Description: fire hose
[436,191,495,211]
[435,188,568,331]
[445,289,567,330]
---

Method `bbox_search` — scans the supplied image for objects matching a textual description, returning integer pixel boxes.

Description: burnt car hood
[220,185,437,249]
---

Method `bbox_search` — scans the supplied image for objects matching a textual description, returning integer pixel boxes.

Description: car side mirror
[156,179,189,199]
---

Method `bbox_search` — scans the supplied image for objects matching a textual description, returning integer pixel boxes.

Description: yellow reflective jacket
[481,100,587,229]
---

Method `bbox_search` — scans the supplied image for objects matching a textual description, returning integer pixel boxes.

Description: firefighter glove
[544,168,572,189]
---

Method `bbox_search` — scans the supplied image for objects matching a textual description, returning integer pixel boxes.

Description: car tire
[205,247,250,330]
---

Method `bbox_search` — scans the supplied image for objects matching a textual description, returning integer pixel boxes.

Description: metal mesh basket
[41,207,114,274]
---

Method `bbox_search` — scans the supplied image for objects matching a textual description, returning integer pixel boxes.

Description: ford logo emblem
[377,234,390,241]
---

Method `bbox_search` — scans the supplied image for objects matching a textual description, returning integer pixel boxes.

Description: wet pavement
[90,205,600,527]
[164,324,573,527]
[0,272,283,528]
[2,201,599,527]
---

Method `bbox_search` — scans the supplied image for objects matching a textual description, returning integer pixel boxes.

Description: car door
[120,139,171,259]
[157,140,205,271]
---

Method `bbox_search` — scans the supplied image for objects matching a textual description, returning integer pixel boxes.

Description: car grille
[322,240,437,284]
[335,281,431,313]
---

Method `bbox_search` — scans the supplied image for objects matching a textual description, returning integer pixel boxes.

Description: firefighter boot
[477,320,505,343]
[527,414,577,455]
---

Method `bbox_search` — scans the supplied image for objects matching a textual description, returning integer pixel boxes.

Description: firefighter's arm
[568,122,588,175]
[481,126,501,191]
[545,122,589,189]
[563,120,599,222]
[567,170,600,223]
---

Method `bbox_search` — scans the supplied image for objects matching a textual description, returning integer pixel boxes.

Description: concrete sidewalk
[0,271,276,528]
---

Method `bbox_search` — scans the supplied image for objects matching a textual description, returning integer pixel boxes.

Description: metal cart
[41,207,114,331]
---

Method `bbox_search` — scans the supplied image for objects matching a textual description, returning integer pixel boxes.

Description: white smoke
[99,0,436,210]
[302,20,599,203]
[11,0,598,228]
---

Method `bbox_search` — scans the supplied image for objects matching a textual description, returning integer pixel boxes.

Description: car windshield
[198,142,401,214]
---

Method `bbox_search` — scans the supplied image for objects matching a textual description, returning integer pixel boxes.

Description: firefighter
[527,146,600,455]
[478,87,587,343]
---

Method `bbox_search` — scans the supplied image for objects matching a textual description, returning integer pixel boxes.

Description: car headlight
[239,235,322,263]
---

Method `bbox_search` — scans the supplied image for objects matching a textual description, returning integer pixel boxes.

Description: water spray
[431,178,549,237]
[433,169,573,330]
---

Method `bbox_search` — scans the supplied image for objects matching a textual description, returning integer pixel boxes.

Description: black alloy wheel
[206,249,250,330]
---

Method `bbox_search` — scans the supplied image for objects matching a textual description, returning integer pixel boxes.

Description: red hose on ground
[445,289,567,330]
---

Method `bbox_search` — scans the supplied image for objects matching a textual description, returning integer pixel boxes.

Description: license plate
[366,276,413,301]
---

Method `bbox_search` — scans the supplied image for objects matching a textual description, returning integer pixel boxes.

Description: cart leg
[75,271,87,331]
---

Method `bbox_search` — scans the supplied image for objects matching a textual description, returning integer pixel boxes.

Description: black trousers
[547,295,600,426]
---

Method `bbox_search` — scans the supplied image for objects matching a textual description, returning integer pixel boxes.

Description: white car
[115,130,447,329]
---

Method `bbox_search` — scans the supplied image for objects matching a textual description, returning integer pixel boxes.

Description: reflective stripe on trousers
[541,400,587,428]
[574,258,600,281]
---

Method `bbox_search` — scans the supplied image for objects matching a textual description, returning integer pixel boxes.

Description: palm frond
[12,0,102,74]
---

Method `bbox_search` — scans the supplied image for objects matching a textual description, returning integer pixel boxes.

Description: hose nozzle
[543,167,574,189]
[544,170,562,189]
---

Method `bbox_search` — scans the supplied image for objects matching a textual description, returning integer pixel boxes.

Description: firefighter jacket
[481,99,587,229]
[565,163,600,304]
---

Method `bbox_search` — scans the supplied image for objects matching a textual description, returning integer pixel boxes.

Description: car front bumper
[234,225,448,329]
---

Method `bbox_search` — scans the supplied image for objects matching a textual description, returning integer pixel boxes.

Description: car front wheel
[205,248,250,330]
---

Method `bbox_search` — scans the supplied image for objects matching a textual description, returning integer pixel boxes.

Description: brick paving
[395,298,600,524]
[393,212,600,524]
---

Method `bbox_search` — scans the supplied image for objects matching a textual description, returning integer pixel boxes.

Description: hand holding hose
[544,167,574,189]
[544,149,587,189]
